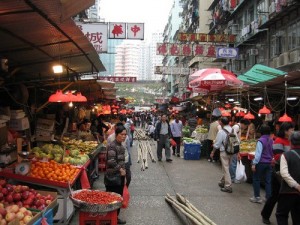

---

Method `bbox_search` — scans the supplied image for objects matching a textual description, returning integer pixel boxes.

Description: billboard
[76,22,108,53]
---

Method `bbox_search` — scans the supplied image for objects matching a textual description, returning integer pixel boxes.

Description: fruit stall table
[86,144,106,187]
[0,161,88,225]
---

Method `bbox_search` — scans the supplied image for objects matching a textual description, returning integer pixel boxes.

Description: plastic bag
[122,185,130,208]
[235,160,247,182]
[170,138,177,147]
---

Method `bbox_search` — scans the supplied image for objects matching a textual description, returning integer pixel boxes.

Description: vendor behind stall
[77,119,95,141]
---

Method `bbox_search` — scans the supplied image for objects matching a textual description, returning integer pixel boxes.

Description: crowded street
[70,131,281,225]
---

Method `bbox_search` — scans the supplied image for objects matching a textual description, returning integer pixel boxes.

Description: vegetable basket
[70,189,123,213]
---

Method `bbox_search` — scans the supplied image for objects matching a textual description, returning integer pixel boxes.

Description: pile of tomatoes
[72,190,122,205]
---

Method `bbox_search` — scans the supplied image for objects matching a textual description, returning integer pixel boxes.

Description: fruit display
[62,138,98,154]
[28,160,80,183]
[31,143,90,166]
[0,203,34,225]
[0,179,55,211]
[31,144,64,163]
[182,137,200,144]
[72,190,122,205]
[62,152,89,166]
[183,126,190,137]
[194,126,208,134]
[240,140,257,152]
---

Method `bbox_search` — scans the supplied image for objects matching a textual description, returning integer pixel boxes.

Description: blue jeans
[252,163,272,199]
[229,154,237,180]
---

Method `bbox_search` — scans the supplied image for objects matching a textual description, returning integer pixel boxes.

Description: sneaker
[218,182,225,188]
[176,153,180,157]
[249,196,263,204]
[117,218,126,224]
[262,218,271,224]
[212,160,216,163]
[158,158,162,162]
[232,179,241,184]
[166,159,173,162]
[220,187,232,193]
[207,159,212,162]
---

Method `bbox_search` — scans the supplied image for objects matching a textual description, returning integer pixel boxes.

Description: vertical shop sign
[109,22,126,39]
[127,23,144,40]
[76,22,108,53]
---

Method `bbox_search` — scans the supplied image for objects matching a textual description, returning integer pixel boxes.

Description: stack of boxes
[9,110,29,131]
[35,118,55,142]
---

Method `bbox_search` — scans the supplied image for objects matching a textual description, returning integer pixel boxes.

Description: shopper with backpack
[250,124,273,204]
[210,117,239,193]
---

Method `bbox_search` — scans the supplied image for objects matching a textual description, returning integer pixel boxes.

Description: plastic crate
[184,143,201,160]
[79,210,117,225]
[33,208,53,225]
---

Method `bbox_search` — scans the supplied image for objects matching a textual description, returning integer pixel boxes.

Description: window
[288,23,297,50]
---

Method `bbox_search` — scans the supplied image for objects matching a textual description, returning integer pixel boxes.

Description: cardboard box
[9,117,29,130]
[36,118,55,131]
[36,190,58,212]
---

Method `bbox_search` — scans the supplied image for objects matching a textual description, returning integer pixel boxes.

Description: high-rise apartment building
[114,40,141,78]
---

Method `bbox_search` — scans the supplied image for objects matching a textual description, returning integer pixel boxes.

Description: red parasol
[189,68,244,91]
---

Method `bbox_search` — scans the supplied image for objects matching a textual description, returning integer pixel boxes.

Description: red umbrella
[189,68,244,91]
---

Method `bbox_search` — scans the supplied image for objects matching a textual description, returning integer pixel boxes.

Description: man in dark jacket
[154,114,173,162]
[276,131,300,225]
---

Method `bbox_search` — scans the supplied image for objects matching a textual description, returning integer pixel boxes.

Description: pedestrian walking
[170,116,183,157]
[210,117,236,193]
[154,114,173,162]
[205,108,221,162]
[276,131,300,225]
[230,119,241,183]
[261,122,294,224]
[250,124,273,204]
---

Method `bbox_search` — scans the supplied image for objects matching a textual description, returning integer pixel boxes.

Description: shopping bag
[170,138,177,147]
[122,185,130,208]
[235,160,247,182]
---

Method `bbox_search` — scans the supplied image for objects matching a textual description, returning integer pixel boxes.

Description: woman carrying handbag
[104,125,127,224]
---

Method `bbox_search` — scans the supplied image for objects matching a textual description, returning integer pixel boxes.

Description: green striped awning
[238,64,287,85]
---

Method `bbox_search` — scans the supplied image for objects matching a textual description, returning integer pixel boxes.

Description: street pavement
[70,139,280,225]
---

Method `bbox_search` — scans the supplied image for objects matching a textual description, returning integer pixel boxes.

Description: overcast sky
[100,0,174,40]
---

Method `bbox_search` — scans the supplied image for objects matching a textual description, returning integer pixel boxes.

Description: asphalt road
[70,138,281,225]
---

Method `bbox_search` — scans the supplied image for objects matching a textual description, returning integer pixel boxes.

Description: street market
[1,0,300,225]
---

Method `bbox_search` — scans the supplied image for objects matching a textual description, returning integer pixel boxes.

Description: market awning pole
[36,81,73,113]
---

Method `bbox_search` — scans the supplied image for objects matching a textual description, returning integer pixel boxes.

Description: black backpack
[223,129,240,154]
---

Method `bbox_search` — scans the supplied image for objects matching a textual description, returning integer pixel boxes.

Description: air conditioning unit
[279,52,289,66]
[273,57,279,68]
[289,50,299,63]
[249,49,259,56]
[238,54,246,60]
[231,24,239,35]
[258,57,265,63]
[269,2,275,14]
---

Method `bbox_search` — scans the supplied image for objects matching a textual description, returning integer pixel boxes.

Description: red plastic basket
[79,210,117,225]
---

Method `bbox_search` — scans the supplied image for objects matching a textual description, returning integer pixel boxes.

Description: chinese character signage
[178,33,236,43]
[109,22,126,39]
[109,23,144,40]
[156,43,223,57]
[216,47,239,59]
[154,66,192,75]
[127,23,144,40]
[76,22,108,53]
[98,76,137,83]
